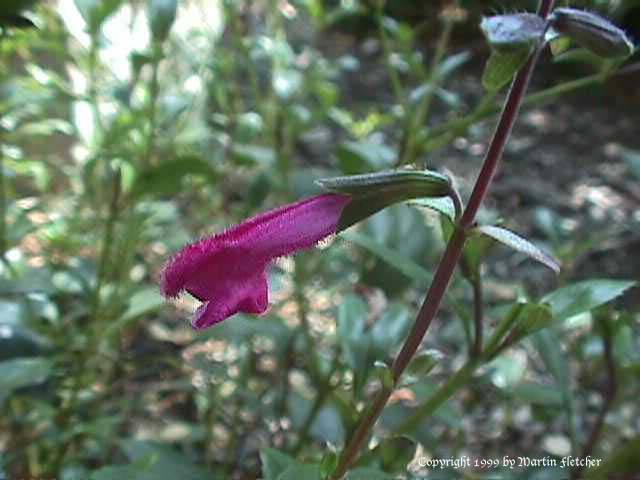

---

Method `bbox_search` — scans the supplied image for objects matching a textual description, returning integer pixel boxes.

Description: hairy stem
[330,2,556,477]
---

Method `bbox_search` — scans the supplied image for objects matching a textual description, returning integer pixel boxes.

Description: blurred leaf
[0,357,52,405]
[231,144,276,167]
[273,70,303,101]
[105,287,165,337]
[621,148,640,180]
[542,280,636,322]
[343,231,431,284]
[149,0,177,42]
[436,51,472,78]
[91,466,142,480]
[0,321,52,361]
[405,349,444,380]
[74,0,123,33]
[117,440,212,480]
[337,140,395,174]
[347,468,398,479]
[337,294,369,374]
[370,303,411,359]
[1,0,39,15]
[261,448,298,480]
[586,436,640,479]
[509,382,564,406]
[131,156,219,198]
[0,14,36,28]
[489,352,527,389]
[277,465,321,480]
[531,330,576,446]
[482,47,532,91]
[474,225,561,273]
[311,404,345,445]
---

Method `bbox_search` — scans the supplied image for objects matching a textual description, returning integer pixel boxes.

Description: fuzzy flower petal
[161,193,351,329]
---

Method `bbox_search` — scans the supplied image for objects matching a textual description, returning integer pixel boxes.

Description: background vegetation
[0,0,639,478]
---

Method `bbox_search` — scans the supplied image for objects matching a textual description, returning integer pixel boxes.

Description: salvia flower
[161,194,351,329]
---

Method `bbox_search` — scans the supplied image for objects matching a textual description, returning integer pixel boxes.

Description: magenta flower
[161,193,351,329]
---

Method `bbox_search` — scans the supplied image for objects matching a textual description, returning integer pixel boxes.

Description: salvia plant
[158,1,637,479]
[1,0,639,479]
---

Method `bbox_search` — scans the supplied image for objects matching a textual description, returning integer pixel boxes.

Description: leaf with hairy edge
[474,225,561,273]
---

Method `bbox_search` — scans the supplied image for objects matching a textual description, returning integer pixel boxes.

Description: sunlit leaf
[475,225,561,273]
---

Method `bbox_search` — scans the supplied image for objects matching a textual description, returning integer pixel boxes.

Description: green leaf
[586,436,640,479]
[621,148,640,181]
[549,36,572,56]
[310,405,345,445]
[91,465,142,480]
[0,357,52,405]
[482,47,533,91]
[409,196,456,224]
[104,287,165,337]
[1,0,39,15]
[542,280,636,322]
[261,448,298,480]
[148,0,177,42]
[509,382,564,406]
[131,156,218,198]
[74,0,123,33]
[277,465,321,480]
[474,225,561,273]
[342,231,431,284]
[347,468,398,480]
[481,14,545,52]
[119,440,212,480]
[489,352,527,389]
[405,350,444,379]
[231,144,276,166]
[531,330,576,445]
[337,294,369,374]
[370,303,412,359]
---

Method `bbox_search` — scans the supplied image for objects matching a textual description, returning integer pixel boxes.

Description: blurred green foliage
[0,0,638,479]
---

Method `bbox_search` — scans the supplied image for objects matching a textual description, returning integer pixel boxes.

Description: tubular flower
[161,194,351,329]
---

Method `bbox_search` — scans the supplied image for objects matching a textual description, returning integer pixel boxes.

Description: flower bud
[549,8,634,58]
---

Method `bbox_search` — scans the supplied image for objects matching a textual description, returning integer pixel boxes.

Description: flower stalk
[329,1,556,477]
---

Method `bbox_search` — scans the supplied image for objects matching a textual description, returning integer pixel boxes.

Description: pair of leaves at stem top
[481,8,634,91]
